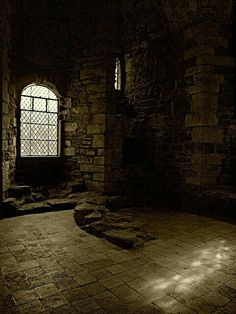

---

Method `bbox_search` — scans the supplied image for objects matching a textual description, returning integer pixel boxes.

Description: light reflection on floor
[121,209,236,313]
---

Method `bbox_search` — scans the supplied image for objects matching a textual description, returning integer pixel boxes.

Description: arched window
[20,84,59,157]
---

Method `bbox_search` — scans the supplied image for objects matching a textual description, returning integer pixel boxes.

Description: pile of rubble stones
[72,192,156,249]
[0,185,156,248]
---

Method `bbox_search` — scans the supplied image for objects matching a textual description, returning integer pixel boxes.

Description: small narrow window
[20,84,59,157]
[114,57,122,90]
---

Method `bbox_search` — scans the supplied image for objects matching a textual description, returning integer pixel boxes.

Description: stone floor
[0,210,236,314]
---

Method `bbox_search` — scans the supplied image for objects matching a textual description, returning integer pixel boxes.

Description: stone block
[87,84,106,93]
[70,181,87,193]
[74,107,89,114]
[85,149,96,156]
[186,176,201,186]
[64,147,76,156]
[94,156,105,165]
[78,156,93,164]
[2,129,7,139]
[18,202,51,213]
[193,73,224,85]
[188,84,220,94]
[185,65,214,77]
[48,198,77,210]
[201,176,216,186]
[103,229,144,249]
[196,35,229,48]
[197,55,234,66]
[8,185,31,198]
[65,140,71,147]
[64,123,78,132]
[191,93,218,113]
[2,99,9,113]
[80,164,104,173]
[105,195,132,210]
[202,164,221,176]
[93,173,105,181]
[190,164,202,176]
[2,116,10,129]
[80,66,105,80]
[86,180,105,192]
[3,180,10,193]
[64,98,72,108]
[2,140,8,151]
[87,124,105,134]
[185,113,218,127]
[2,78,9,92]
[184,45,214,60]
[93,114,105,124]
[93,135,105,148]
[97,149,105,156]
[90,103,106,113]
[192,154,222,166]
[74,202,104,221]
[192,127,222,143]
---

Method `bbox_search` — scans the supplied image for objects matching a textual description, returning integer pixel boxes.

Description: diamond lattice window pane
[21,111,31,123]
[21,123,31,139]
[34,98,46,112]
[31,124,49,140]
[48,142,58,155]
[47,100,58,113]
[31,112,49,124]
[20,96,32,110]
[49,114,57,125]
[48,126,57,140]
[21,140,31,156]
[31,140,48,156]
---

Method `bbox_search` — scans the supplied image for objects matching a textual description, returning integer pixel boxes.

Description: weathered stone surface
[70,191,106,205]
[106,196,132,210]
[31,193,47,202]
[1,197,20,209]
[0,198,22,217]
[74,202,107,221]
[73,192,155,248]
[18,202,51,214]
[83,212,103,224]
[48,199,77,210]
[70,181,87,193]
[102,229,145,249]
[8,185,32,198]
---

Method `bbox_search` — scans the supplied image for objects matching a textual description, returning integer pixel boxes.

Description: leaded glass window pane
[20,84,59,157]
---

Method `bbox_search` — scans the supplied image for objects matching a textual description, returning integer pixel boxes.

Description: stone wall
[105,0,191,199]
[0,0,17,198]
[64,56,107,191]
[63,0,121,191]
[105,0,235,203]
[183,6,234,188]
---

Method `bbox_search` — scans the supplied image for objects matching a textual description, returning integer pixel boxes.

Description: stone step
[8,185,32,198]
[0,198,77,218]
